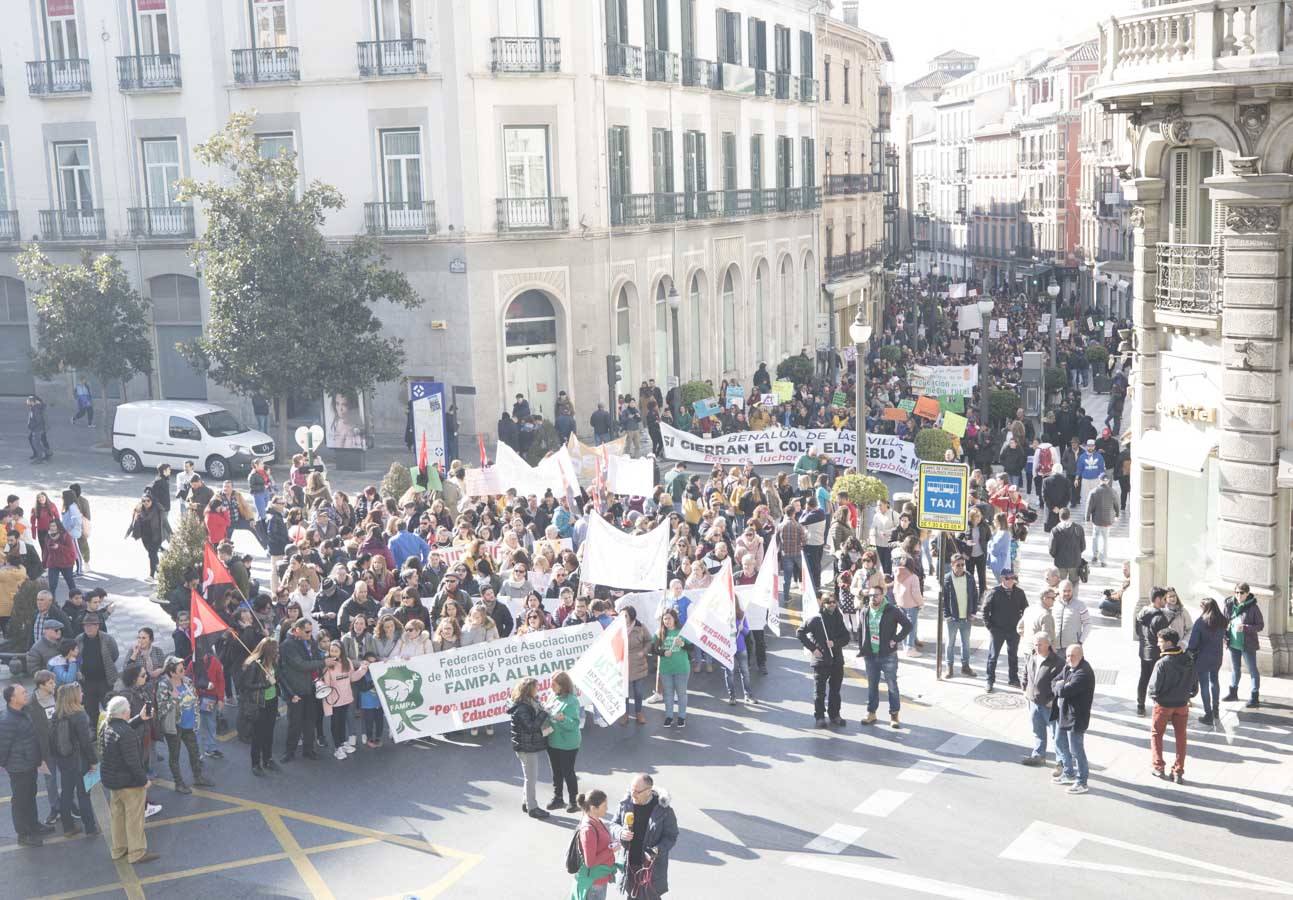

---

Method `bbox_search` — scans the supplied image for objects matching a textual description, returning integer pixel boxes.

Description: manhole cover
[975,692,1026,710]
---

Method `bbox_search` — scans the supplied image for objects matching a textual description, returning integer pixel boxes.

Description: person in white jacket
[1053,580,1090,647]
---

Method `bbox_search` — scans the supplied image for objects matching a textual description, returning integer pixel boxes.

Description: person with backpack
[189,642,226,761]
[50,683,98,838]
[569,789,617,899]
[1032,442,1055,506]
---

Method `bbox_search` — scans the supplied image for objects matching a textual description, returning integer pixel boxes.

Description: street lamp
[849,311,873,488]
[977,297,995,427]
[1046,277,1061,367]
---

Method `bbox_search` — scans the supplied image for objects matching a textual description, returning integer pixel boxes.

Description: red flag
[478,433,488,468]
[202,542,234,592]
[190,589,229,642]
[417,430,429,478]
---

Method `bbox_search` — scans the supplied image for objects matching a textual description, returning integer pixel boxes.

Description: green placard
[898,399,916,413]
[832,391,847,408]
[938,395,963,414]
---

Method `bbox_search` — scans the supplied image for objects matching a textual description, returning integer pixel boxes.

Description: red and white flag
[202,542,234,592]
[679,558,737,670]
[570,615,628,726]
[190,589,229,642]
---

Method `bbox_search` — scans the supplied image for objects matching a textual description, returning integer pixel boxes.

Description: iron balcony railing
[606,42,643,78]
[826,246,886,280]
[27,58,92,94]
[364,201,437,235]
[127,206,195,239]
[754,69,772,96]
[0,211,19,243]
[617,193,686,226]
[357,39,428,76]
[116,54,181,90]
[614,189,818,225]
[39,209,106,241]
[1155,242,1222,317]
[489,37,560,73]
[799,75,818,102]
[682,56,718,89]
[232,47,300,83]
[774,72,797,100]
[824,173,881,195]
[496,197,569,232]
[644,48,680,83]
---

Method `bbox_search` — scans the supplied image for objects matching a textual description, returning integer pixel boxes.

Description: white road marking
[803,824,866,854]
[853,790,911,818]
[898,760,948,783]
[786,855,1026,899]
[1000,821,1293,894]
[935,734,983,756]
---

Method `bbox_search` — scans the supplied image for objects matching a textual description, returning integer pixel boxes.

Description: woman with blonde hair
[431,616,462,652]
[507,676,552,819]
[51,683,98,837]
[372,615,401,660]
[395,619,432,658]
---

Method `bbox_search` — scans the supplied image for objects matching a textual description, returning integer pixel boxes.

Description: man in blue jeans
[1019,632,1062,767]
[1223,583,1264,708]
[858,586,911,729]
[941,554,979,678]
[1052,643,1095,794]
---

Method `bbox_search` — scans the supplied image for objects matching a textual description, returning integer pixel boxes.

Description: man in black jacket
[279,620,324,762]
[0,684,47,846]
[101,696,158,863]
[1042,468,1072,532]
[983,570,1029,692]
[1020,632,1063,766]
[1051,644,1095,794]
[1148,629,1197,784]
[857,586,912,728]
[797,595,851,729]
[1135,588,1170,716]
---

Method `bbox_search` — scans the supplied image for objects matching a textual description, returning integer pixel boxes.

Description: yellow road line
[145,805,249,830]
[30,882,128,900]
[262,810,334,900]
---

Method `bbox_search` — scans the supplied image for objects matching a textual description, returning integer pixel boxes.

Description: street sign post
[916,461,969,682]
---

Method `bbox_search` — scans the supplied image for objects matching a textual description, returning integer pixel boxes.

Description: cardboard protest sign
[898,399,916,413]
[773,380,794,403]
[941,411,968,438]
[693,397,720,418]
[831,390,847,408]
[938,395,963,414]
[882,407,908,422]
[914,396,941,420]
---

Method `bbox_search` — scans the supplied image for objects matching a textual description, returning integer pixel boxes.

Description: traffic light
[606,354,622,388]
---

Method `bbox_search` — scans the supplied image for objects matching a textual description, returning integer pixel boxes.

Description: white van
[112,400,275,480]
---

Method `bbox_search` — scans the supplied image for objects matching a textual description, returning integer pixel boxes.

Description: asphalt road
[3,419,1292,899]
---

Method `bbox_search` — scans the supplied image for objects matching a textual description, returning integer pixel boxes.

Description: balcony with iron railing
[754,69,772,97]
[644,48,679,83]
[1097,0,1293,103]
[613,188,817,225]
[606,42,643,78]
[27,59,92,95]
[774,72,798,100]
[364,201,437,236]
[824,173,881,196]
[616,192,686,225]
[357,39,428,76]
[497,197,570,232]
[232,47,300,83]
[116,54,182,90]
[40,209,106,241]
[826,244,886,280]
[127,205,195,239]
[1154,242,1222,324]
[682,56,718,89]
[0,211,20,243]
[798,75,818,102]
[489,37,559,73]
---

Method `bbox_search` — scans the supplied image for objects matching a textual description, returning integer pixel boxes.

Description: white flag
[735,533,781,636]
[800,552,820,624]
[570,616,629,727]
[679,558,736,670]
[580,513,671,590]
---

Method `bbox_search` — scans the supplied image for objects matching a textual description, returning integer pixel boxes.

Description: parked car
[112,400,275,480]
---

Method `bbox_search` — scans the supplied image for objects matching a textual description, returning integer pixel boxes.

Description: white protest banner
[567,434,626,487]
[659,422,918,480]
[679,559,736,670]
[1061,324,1071,340]
[759,392,776,407]
[910,365,977,398]
[799,552,820,624]
[371,623,602,740]
[570,616,628,727]
[580,512,670,590]
[949,282,968,299]
[735,533,781,635]
[493,442,579,499]
[464,466,504,497]
[956,304,983,333]
[1103,321,1114,338]
[606,454,655,498]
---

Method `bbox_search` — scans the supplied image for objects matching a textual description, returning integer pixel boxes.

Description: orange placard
[913,396,941,420]
[882,407,908,422]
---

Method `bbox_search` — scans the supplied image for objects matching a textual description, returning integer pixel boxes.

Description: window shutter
[643,0,656,50]
[731,12,742,65]
[1210,148,1225,245]
[1169,148,1189,242]
[715,8,727,63]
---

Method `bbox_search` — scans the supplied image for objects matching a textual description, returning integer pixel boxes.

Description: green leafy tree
[680,380,714,407]
[1085,344,1109,372]
[381,461,413,499]
[1045,366,1067,393]
[989,389,1022,425]
[878,345,903,365]
[832,473,889,507]
[155,513,207,602]
[16,248,152,441]
[775,353,815,386]
[915,427,956,461]
[176,112,422,449]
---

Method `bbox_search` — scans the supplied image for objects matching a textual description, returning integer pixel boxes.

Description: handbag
[1077,558,1090,584]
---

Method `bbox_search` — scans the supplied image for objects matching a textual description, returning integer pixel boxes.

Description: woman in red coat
[43,519,79,601]
[574,789,617,897]
[204,498,232,546]
[30,491,57,560]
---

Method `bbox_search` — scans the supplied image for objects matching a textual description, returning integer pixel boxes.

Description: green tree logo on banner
[377,666,428,733]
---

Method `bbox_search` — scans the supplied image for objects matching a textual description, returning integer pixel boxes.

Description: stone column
[1120,177,1165,641]
[1210,174,1293,676]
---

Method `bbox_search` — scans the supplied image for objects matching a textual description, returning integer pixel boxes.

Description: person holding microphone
[612,773,678,896]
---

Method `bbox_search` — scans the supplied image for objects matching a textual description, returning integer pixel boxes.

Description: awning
[1278,450,1293,488]
[1137,428,1217,477]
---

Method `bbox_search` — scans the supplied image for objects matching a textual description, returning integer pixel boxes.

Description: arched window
[654,278,671,386]
[689,272,703,379]
[801,253,816,353]
[504,290,560,416]
[722,267,736,372]
[779,256,794,358]
[614,285,633,393]
[753,261,767,365]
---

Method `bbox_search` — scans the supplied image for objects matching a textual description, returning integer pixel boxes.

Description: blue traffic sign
[916,462,970,531]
